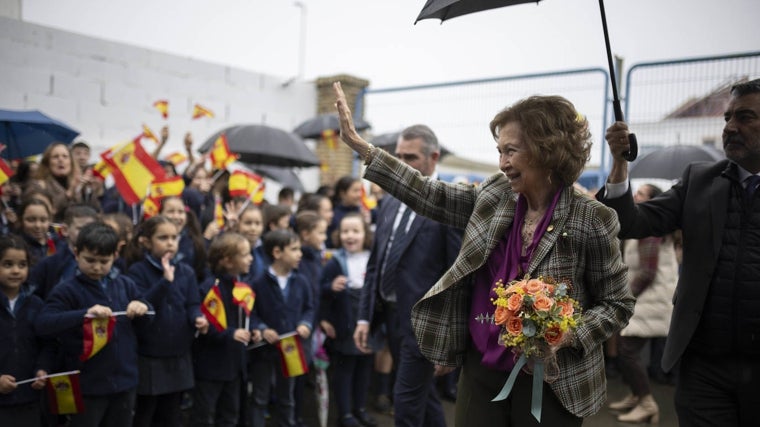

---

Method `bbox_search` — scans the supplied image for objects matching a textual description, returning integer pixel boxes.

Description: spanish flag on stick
[153,100,169,119]
[164,152,188,166]
[202,280,227,332]
[0,158,14,185]
[142,196,161,220]
[210,134,238,170]
[80,316,116,361]
[232,281,255,315]
[142,124,159,144]
[277,334,308,377]
[360,184,377,210]
[101,137,166,205]
[192,103,215,119]
[214,197,225,229]
[45,371,84,414]
[150,175,185,199]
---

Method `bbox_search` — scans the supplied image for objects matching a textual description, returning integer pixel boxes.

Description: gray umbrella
[293,113,371,140]
[200,124,319,168]
[629,145,725,180]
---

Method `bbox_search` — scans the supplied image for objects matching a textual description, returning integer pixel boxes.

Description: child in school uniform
[233,200,267,283]
[160,195,209,282]
[0,235,52,427]
[125,215,209,426]
[320,212,377,427]
[29,204,99,300]
[14,198,59,268]
[35,222,163,427]
[191,232,253,427]
[249,229,314,427]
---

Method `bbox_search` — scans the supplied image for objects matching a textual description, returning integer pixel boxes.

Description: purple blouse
[468,189,562,370]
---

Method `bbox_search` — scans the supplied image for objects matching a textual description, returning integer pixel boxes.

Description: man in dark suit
[353,124,462,427]
[599,78,760,426]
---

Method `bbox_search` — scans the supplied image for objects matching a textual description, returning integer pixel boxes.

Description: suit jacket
[365,149,633,418]
[357,184,462,342]
[599,159,738,372]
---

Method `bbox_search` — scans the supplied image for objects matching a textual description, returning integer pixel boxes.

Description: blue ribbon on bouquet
[491,353,545,422]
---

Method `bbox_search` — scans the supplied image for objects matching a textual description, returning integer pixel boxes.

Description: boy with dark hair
[249,229,314,427]
[30,204,99,300]
[35,222,167,427]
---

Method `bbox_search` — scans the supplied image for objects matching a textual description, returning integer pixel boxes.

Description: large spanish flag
[232,281,255,316]
[210,134,238,170]
[277,335,308,377]
[91,158,111,181]
[101,138,166,205]
[150,175,185,199]
[192,103,215,119]
[46,373,84,414]
[153,99,169,119]
[201,282,227,332]
[80,316,116,361]
[0,158,14,185]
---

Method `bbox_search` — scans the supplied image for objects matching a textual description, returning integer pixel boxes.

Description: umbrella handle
[622,133,638,162]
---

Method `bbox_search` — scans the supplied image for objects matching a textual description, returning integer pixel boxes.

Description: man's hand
[605,121,631,184]
[353,323,372,354]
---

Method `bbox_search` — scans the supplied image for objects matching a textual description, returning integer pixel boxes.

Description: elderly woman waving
[334,82,633,426]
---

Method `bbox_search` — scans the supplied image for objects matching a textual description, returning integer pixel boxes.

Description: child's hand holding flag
[125,300,149,319]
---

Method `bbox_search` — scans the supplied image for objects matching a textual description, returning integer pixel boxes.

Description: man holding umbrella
[599,78,760,426]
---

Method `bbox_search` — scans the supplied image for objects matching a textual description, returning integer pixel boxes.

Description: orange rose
[525,279,544,294]
[546,284,555,294]
[494,306,511,326]
[557,301,574,317]
[533,294,554,312]
[544,325,564,346]
[506,293,523,312]
[506,316,523,336]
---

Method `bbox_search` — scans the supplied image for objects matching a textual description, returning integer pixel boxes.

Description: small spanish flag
[0,158,14,185]
[201,281,227,332]
[321,129,337,150]
[142,196,160,220]
[153,100,169,119]
[277,335,308,377]
[360,184,377,210]
[228,170,264,199]
[46,373,84,414]
[252,181,266,205]
[142,124,159,144]
[214,197,225,229]
[164,152,188,166]
[232,281,255,315]
[150,176,185,199]
[46,237,56,256]
[192,103,215,120]
[80,316,116,361]
[101,137,167,205]
[210,134,238,170]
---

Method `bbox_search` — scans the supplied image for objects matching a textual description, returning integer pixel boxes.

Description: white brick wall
[0,16,319,194]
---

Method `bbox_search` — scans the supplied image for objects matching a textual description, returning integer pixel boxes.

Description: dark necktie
[380,205,413,299]
[745,175,760,199]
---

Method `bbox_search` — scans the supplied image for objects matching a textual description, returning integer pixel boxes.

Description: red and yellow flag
[360,184,377,210]
[150,175,185,199]
[277,335,308,377]
[0,158,14,186]
[201,283,227,332]
[46,373,84,414]
[164,152,188,166]
[232,281,255,316]
[142,196,161,219]
[46,236,56,256]
[192,103,214,119]
[321,129,338,150]
[228,170,264,199]
[210,134,238,170]
[101,137,166,205]
[91,158,111,181]
[153,100,169,119]
[142,124,159,144]
[80,316,116,361]
[214,197,225,229]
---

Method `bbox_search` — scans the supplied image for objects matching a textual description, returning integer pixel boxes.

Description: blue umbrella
[0,109,80,160]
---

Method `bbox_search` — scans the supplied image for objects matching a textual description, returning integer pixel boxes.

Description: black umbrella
[415,0,639,161]
[294,113,371,140]
[0,109,80,160]
[200,124,319,168]
[629,145,724,180]
[244,163,305,192]
[371,131,453,157]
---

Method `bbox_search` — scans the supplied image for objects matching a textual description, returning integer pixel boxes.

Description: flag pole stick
[247,331,298,350]
[84,311,155,318]
[16,370,81,385]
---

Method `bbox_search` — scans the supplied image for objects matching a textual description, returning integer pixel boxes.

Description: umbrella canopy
[415,0,639,161]
[629,145,725,180]
[200,124,319,168]
[293,113,371,140]
[371,131,453,157]
[0,109,80,160]
[244,163,305,192]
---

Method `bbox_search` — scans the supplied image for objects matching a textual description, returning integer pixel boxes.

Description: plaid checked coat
[365,150,634,418]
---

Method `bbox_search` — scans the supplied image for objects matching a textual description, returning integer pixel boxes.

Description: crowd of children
[0,138,382,427]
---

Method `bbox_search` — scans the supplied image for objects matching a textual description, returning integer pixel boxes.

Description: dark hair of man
[75,222,119,255]
[63,204,99,226]
[401,124,439,157]
[70,141,90,151]
[263,229,298,259]
[278,187,295,201]
[730,78,760,97]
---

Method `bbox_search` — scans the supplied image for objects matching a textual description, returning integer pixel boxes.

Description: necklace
[521,210,544,252]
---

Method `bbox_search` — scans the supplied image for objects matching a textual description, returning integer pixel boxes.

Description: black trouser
[132,391,183,427]
[617,335,652,396]
[69,390,136,427]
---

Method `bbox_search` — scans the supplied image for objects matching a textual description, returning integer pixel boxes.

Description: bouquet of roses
[492,275,581,359]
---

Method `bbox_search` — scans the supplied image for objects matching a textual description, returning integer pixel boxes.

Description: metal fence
[356,51,760,190]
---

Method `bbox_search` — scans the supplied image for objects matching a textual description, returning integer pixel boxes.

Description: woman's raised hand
[333,82,370,154]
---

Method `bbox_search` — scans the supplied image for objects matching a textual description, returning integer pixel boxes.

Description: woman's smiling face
[497,121,546,196]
